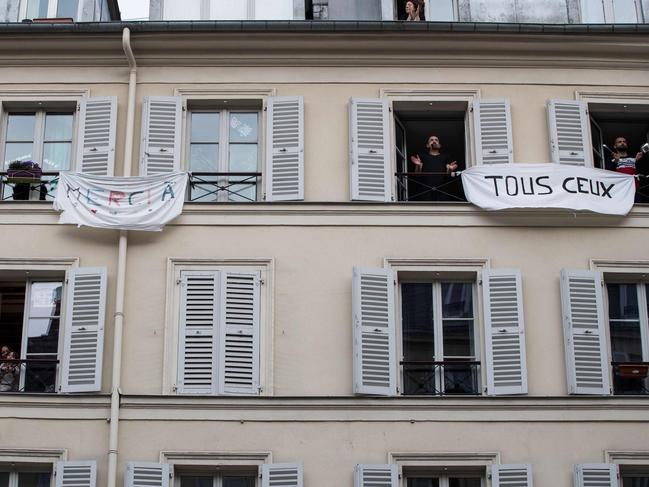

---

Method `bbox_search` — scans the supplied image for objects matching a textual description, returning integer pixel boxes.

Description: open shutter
[265,96,304,201]
[350,98,391,201]
[492,464,533,487]
[177,271,219,394]
[560,269,610,395]
[575,465,618,487]
[56,462,96,487]
[261,464,303,487]
[76,97,117,175]
[473,99,513,165]
[547,100,592,166]
[140,96,182,175]
[352,267,396,396]
[482,269,528,395]
[354,465,398,487]
[125,463,170,487]
[60,267,107,393]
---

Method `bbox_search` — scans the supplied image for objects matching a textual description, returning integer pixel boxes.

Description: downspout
[107,27,137,487]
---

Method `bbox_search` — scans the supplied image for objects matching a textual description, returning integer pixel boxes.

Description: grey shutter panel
[547,100,592,166]
[125,463,170,487]
[261,464,303,487]
[482,268,528,395]
[354,465,398,487]
[55,462,96,487]
[575,465,618,487]
[350,98,391,201]
[352,267,396,396]
[76,97,118,175]
[265,96,304,201]
[560,269,610,395]
[177,271,219,394]
[492,464,533,487]
[473,99,513,165]
[219,271,261,395]
[140,96,182,175]
[60,267,107,393]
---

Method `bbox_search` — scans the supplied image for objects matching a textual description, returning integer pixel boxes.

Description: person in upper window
[401,0,425,21]
[409,135,461,201]
[0,345,18,392]
[607,136,644,184]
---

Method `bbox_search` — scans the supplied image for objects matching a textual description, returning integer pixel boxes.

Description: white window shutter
[560,269,610,395]
[140,96,182,175]
[349,98,391,202]
[547,100,592,166]
[473,99,513,165]
[218,271,261,395]
[76,97,118,175]
[265,96,304,201]
[492,464,533,487]
[56,462,96,487]
[354,464,398,487]
[177,271,219,394]
[352,267,396,396]
[482,268,528,395]
[125,463,170,487]
[60,267,107,393]
[261,464,303,487]
[575,464,618,487]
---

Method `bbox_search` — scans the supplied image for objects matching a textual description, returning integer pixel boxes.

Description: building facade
[0,6,649,487]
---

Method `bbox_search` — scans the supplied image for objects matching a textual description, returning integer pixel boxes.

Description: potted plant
[6,161,42,201]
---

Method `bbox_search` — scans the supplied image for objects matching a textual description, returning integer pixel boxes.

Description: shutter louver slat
[77,97,117,175]
[547,100,591,166]
[474,99,513,165]
[492,465,532,487]
[56,462,96,487]
[354,465,398,487]
[125,463,170,487]
[575,465,618,487]
[261,464,303,487]
[140,96,182,175]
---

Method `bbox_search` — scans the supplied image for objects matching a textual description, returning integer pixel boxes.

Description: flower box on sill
[6,161,42,184]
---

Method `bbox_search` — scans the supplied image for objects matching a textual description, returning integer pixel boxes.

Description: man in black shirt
[410,135,460,201]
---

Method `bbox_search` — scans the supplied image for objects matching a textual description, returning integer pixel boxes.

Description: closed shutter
[177,271,219,394]
[76,97,118,175]
[218,271,261,395]
[125,463,170,487]
[55,462,96,487]
[575,465,618,487]
[60,267,107,393]
[473,99,513,165]
[140,96,182,175]
[547,100,592,166]
[560,269,610,395]
[261,464,303,487]
[349,98,391,201]
[482,268,528,395]
[354,465,398,487]
[492,464,533,487]
[352,267,396,396]
[265,96,304,201]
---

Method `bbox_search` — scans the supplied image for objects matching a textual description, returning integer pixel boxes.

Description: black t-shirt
[410,152,462,201]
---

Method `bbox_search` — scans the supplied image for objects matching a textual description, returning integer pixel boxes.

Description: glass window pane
[44,114,73,141]
[613,0,639,22]
[190,144,219,172]
[402,283,434,361]
[0,473,8,487]
[56,0,79,18]
[254,0,293,19]
[443,319,475,357]
[164,0,202,19]
[429,0,455,20]
[26,318,60,354]
[4,143,34,167]
[610,320,643,362]
[26,0,48,18]
[223,477,256,487]
[623,476,649,487]
[450,479,482,487]
[210,0,248,20]
[29,282,62,317]
[18,472,51,487]
[180,476,212,487]
[43,142,72,171]
[6,114,36,141]
[582,0,606,22]
[228,144,258,172]
[191,113,220,143]
[607,283,639,319]
[229,113,258,142]
[407,479,440,487]
[442,282,473,318]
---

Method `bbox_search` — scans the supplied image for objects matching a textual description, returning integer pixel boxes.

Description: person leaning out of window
[606,136,647,202]
[409,135,462,201]
[401,0,425,21]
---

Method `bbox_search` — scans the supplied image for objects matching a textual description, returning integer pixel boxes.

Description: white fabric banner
[461,164,635,215]
[54,172,188,231]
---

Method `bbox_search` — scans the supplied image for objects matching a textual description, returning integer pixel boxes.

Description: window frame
[19,0,82,20]
[384,0,459,21]
[162,0,297,20]
[389,452,498,487]
[580,0,645,23]
[0,449,66,487]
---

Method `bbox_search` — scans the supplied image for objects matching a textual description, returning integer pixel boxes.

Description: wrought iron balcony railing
[0,358,59,393]
[0,172,60,201]
[400,359,480,396]
[395,171,466,202]
[188,172,261,202]
[612,361,649,395]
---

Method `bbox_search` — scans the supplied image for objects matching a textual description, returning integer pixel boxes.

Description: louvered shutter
[60,267,107,393]
[352,267,396,396]
[547,100,592,166]
[76,97,117,175]
[177,271,219,394]
[473,99,513,165]
[55,462,96,487]
[354,465,398,487]
[261,464,303,487]
[349,98,391,201]
[140,96,182,175]
[218,271,261,395]
[482,269,528,395]
[125,463,170,487]
[575,464,618,487]
[265,96,304,201]
[492,464,533,487]
[560,269,610,395]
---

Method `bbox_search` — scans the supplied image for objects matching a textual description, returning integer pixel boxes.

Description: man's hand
[447,161,458,173]
[613,152,621,162]
[410,154,423,172]
[636,152,643,161]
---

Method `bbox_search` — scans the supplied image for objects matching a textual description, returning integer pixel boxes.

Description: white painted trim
[0,449,67,464]
[388,451,500,466]
[384,258,490,273]
[160,451,271,467]
[606,451,649,465]
[590,260,649,275]
[174,88,276,98]
[576,91,649,104]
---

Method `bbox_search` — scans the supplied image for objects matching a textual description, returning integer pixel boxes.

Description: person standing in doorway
[410,135,460,201]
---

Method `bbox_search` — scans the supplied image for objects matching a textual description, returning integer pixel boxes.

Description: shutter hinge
[258,278,265,286]
[172,384,178,392]
[257,385,263,393]
[182,106,186,112]
[65,278,69,284]
[176,278,183,286]
[263,106,267,112]
[478,279,483,286]
[76,103,81,112]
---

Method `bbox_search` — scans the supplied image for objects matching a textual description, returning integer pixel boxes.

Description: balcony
[401,360,481,395]
[0,358,59,393]
[187,172,261,203]
[0,173,59,202]
[612,362,649,395]
[395,171,466,202]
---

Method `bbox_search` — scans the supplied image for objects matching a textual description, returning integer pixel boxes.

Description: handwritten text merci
[64,183,177,207]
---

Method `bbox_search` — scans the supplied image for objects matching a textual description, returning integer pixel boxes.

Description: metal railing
[0,358,59,393]
[0,172,60,201]
[400,359,480,395]
[395,171,466,202]
[188,172,261,202]
[612,361,649,395]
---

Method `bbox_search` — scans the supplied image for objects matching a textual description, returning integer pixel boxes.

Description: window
[178,473,256,487]
[621,472,649,487]
[162,0,296,20]
[21,0,80,20]
[0,468,51,487]
[581,0,645,23]
[392,0,457,21]
[405,473,483,487]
